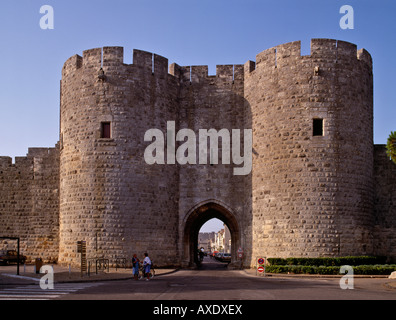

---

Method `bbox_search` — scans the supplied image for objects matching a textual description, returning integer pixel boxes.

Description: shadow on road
[197,257,229,270]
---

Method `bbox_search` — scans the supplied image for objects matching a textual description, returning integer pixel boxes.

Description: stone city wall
[373,145,396,262]
[0,146,59,262]
[1,39,395,268]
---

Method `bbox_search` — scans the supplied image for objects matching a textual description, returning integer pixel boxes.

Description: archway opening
[183,202,240,269]
[198,219,232,268]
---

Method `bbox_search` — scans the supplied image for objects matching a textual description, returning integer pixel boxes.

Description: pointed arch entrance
[182,200,241,268]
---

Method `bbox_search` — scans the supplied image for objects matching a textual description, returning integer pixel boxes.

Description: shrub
[264,264,396,275]
[266,256,387,267]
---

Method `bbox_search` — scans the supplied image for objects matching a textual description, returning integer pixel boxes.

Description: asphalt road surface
[53,257,396,301]
[1,257,395,304]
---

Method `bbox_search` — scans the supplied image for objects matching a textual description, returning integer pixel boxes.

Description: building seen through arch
[198,220,231,254]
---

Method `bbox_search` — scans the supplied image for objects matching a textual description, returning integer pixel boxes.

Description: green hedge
[267,256,387,267]
[263,257,395,275]
[265,264,396,275]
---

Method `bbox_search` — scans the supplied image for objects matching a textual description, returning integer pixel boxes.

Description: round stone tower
[59,47,180,266]
[245,39,374,262]
[58,39,374,269]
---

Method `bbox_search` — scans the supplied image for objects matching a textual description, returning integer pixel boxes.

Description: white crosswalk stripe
[0,283,103,300]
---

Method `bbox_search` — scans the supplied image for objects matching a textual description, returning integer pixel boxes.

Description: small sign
[258,258,265,265]
[257,266,264,273]
[77,240,87,276]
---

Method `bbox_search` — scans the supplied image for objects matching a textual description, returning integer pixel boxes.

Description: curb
[55,268,181,284]
[239,269,391,279]
[0,268,181,285]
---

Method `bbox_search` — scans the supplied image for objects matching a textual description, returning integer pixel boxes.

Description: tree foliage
[386,131,396,164]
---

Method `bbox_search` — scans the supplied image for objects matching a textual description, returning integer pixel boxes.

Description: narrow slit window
[313,118,324,136]
[101,122,111,139]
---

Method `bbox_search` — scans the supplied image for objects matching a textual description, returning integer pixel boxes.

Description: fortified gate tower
[56,38,388,268]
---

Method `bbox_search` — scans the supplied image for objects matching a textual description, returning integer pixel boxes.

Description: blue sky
[1,1,395,232]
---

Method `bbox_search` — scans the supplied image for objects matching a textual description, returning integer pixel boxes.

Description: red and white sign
[257,266,265,273]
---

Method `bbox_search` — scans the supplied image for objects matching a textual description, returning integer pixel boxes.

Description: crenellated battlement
[62,39,371,84]
[247,39,372,73]
[0,155,33,171]
[169,63,244,84]
[62,46,169,78]
[0,146,59,172]
[62,46,247,85]
[0,156,13,167]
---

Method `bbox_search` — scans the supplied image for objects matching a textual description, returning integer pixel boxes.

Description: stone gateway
[0,39,395,268]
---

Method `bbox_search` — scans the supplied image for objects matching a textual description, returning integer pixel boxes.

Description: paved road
[55,257,396,301]
[1,257,395,302]
[0,282,103,300]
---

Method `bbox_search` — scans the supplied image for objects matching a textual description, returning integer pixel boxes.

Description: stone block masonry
[373,145,396,260]
[245,39,375,260]
[1,39,395,268]
[0,145,59,262]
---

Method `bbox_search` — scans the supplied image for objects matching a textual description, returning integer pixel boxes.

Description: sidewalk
[242,268,391,278]
[241,268,396,289]
[2,264,395,289]
[0,264,178,284]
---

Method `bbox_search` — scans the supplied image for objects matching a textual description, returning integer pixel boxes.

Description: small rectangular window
[101,122,111,139]
[313,118,324,136]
